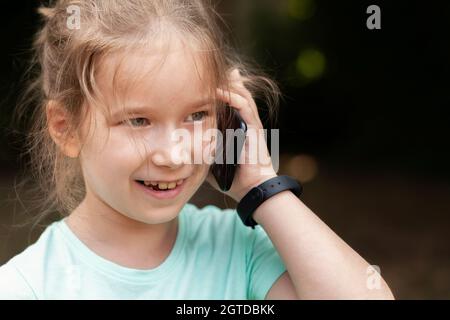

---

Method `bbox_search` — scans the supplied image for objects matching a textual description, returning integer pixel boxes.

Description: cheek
[81,131,144,181]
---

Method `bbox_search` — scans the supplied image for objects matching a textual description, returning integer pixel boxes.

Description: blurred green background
[1,0,450,299]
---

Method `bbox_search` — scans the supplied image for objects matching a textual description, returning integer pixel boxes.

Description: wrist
[234,173,278,203]
[236,175,303,229]
[251,189,293,225]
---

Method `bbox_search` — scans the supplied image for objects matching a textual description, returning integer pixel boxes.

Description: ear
[46,100,81,158]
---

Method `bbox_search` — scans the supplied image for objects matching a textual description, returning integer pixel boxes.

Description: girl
[0,0,394,299]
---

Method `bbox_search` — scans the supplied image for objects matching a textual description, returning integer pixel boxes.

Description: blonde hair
[11,0,282,225]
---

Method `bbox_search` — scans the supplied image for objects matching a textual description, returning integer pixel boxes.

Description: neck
[66,194,179,270]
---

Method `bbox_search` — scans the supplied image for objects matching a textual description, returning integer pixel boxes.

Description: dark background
[1,0,449,299]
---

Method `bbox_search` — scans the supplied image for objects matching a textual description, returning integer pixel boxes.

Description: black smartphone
[210,105,247,191]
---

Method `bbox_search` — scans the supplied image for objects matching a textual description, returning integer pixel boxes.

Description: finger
[216,88,258,127]
[217,88,263,129]
[228,69,262,126]
[230,84,259,117]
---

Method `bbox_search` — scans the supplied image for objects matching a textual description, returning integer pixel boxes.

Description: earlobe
[46,100,81,158]
[61,134,82,159]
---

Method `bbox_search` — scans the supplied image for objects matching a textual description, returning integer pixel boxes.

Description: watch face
[237,183,264,228]
[250,187,264,202]
[238,176,303,228]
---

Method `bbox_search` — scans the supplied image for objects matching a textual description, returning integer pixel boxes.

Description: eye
[123,117,150,127]
[186,111,209,122]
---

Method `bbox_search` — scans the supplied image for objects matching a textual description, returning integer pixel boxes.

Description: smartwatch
[237,175,303,229]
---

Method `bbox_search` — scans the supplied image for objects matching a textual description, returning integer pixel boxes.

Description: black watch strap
[236,175,303,229]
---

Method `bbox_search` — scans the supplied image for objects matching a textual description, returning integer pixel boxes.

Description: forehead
[95,37,213,112]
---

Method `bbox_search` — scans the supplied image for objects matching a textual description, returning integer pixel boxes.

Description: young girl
[0,0,394,300]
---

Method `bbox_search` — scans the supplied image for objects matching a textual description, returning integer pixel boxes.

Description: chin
[131,205,183,225]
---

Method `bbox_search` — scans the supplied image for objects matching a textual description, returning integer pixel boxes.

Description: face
[76,38,217,225]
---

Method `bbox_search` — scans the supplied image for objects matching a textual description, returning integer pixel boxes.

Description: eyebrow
[111,98,214,118]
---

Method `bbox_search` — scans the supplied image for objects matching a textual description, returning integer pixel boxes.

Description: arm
[254,188,395,300]
[213,68,395,300]
[265,271,298,300]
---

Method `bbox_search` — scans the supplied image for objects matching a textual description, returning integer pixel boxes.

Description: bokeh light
[287,0,317,21]
[295,48,326,81]
[285,154,319,183]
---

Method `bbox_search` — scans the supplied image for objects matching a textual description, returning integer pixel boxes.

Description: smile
[135,178,186,200]
[139,179,185,190]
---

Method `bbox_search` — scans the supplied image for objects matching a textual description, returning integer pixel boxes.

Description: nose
[150,127,191,168]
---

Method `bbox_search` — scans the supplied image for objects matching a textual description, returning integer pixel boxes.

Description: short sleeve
[246,225,287,300]
[0,263,37,300]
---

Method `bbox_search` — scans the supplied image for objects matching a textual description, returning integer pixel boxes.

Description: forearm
[252,190,395,300]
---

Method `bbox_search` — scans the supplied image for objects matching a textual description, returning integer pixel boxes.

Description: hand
[205,68,278,202]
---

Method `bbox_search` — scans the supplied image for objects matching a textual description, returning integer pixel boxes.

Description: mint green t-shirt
[0,203,287,300]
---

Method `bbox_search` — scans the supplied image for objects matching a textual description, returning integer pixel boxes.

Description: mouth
[134,178,186,200]
[135,179,185,190]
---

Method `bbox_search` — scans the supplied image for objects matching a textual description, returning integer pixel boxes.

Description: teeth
[142,179,184,190]
[158,182,168,189]
[167,182,177,189]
